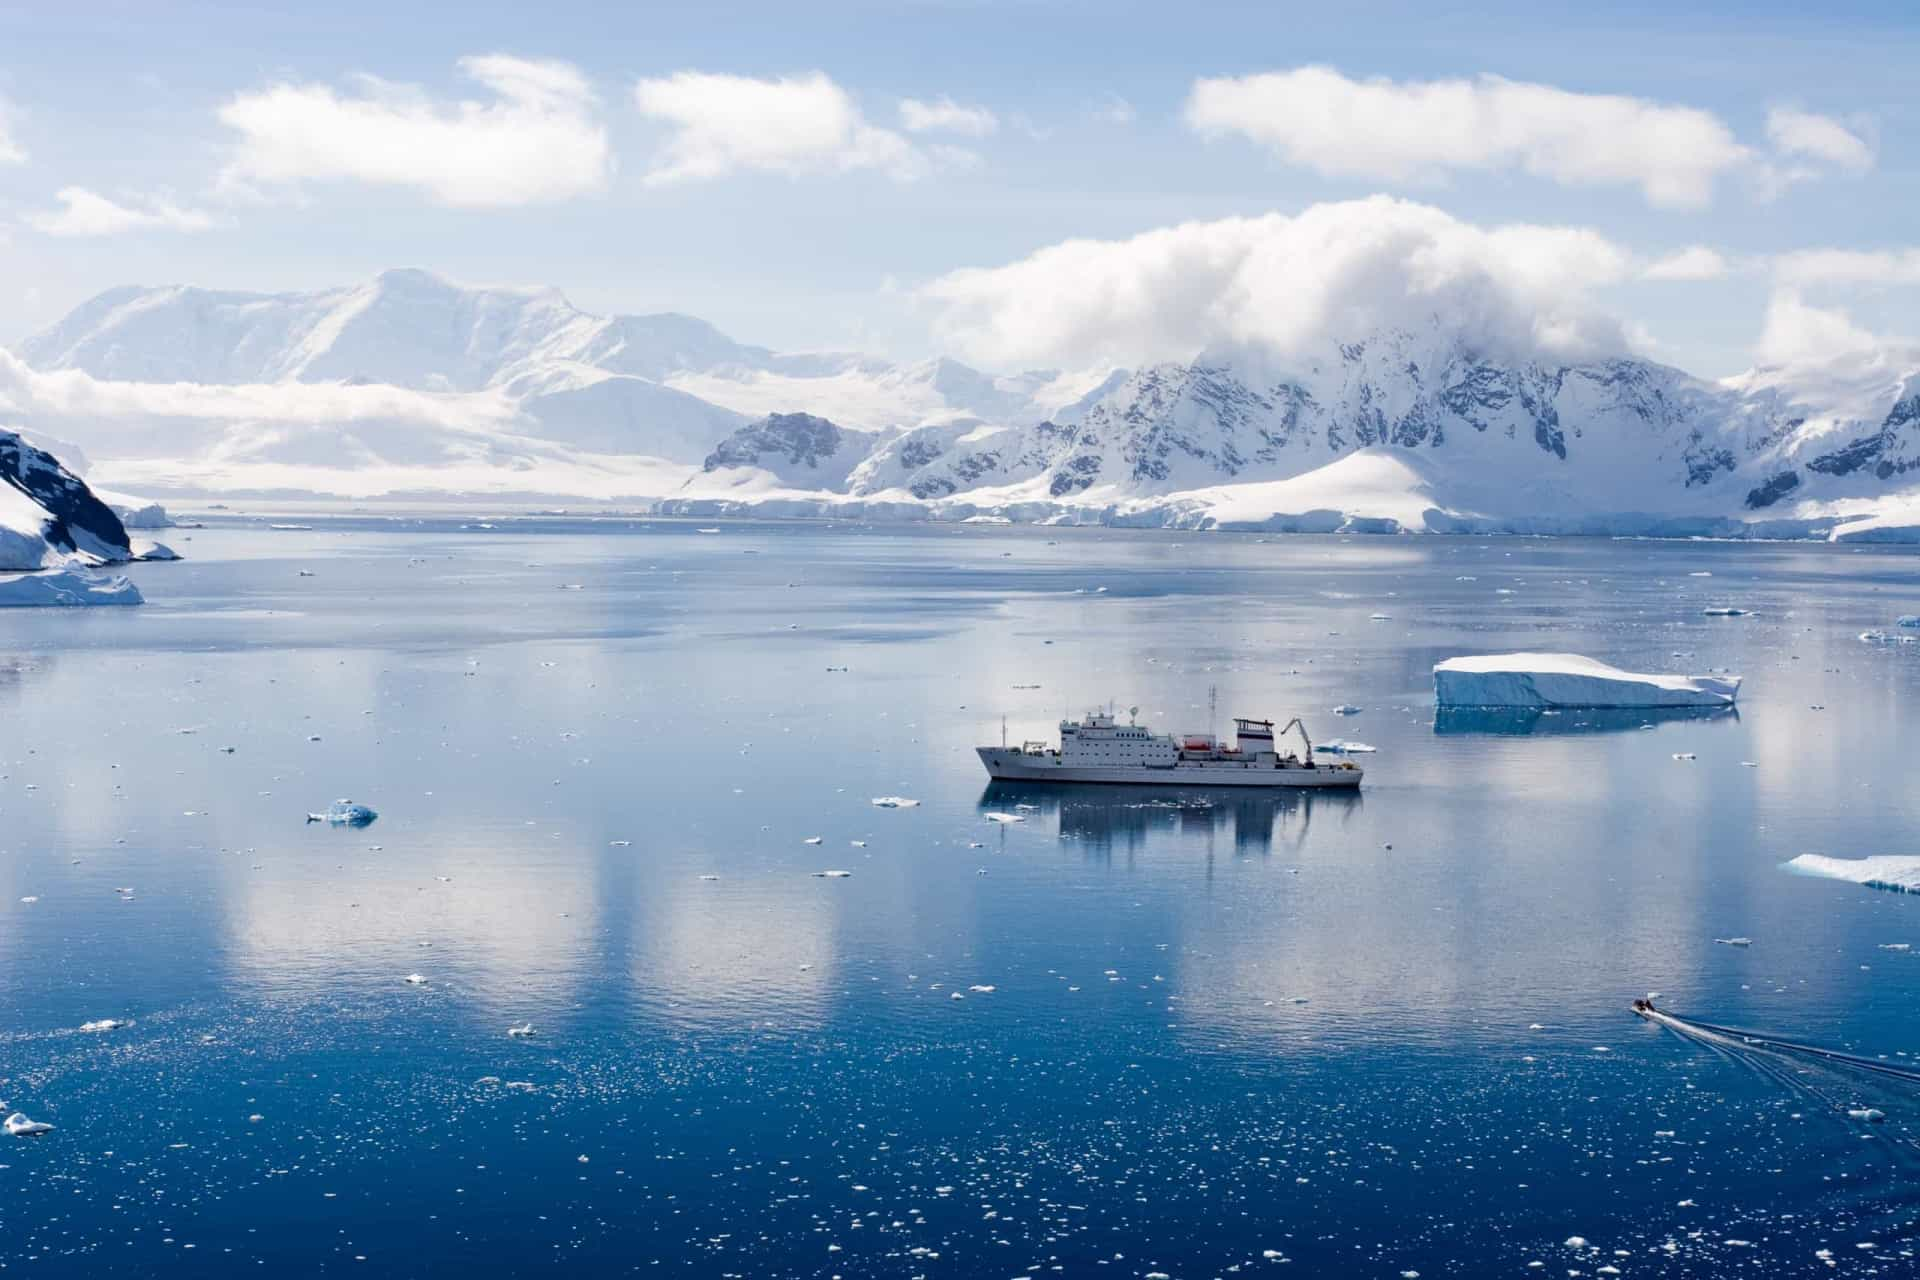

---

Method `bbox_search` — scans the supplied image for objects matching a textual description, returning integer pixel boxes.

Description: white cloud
[1773,247,1920,288]
[1185,66,1751,209]
[634,70,957,185]
[24,187,215,237]
[1766,108,1874,173]
[217,54,611,207]
[1086,93,1135,126]
[0,97,23,165]
[919,196,1634,369]
[1643,246,1730,282]
[899,96,997,137]
[1754,291,1895,367]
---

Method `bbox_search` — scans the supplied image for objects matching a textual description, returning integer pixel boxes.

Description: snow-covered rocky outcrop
[0,429,137,569]
[1434,654,1741,709]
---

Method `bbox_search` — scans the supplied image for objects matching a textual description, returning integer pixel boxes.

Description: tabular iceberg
[1433,653,1741,709]
[1786,854,1920,894]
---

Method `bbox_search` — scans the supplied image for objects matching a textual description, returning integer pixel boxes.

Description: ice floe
[1433,653,1740,709]
[0,565,143,607]
[1787,853,1920,894]
[5,1112,53,1136]
[984,812,1026,823]
[306,799,378,826]
[1318,739,1376,754]
[869,796,920,808]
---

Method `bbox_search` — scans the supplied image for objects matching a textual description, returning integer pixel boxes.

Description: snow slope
[15,270,1920,537]
[0,429,136,569]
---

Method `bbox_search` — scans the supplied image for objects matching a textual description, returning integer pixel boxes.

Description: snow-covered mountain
[11,269,1920,540]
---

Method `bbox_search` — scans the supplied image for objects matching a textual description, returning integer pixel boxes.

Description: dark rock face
[1745,470,1800,509]
[702,413,843,473]
[0,431,131,559]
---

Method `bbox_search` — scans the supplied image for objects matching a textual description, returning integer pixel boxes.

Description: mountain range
[7,267,1920,540]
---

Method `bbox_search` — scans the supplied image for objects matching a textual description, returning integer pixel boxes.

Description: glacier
[14,268,1920,540]
[1433,654,1742,709]
[0,565,143,607]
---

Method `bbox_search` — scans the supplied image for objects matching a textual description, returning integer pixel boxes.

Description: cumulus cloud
[1184,66,1751,209]
[1772,247,1920,288]
[217,54,611,206]
[899,96,997,137]
[1766,107,1874,173]
[24,187,215,237]
[919,196,1634,369]
[635,70,961,185]
[1086,93,1135,126]
[1753,291,1898,368]
[1643,246,1730,282]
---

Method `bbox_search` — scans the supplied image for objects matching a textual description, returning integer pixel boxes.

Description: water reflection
[1433,705,1739,737]
[978,781,1360,857]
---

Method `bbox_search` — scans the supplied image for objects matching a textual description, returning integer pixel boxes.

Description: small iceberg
[1787,853,1920,894]
[813,869,853,878]
[1433,653,1740,709]
[1899,615,1920,628]
[307,799,377,827]
[1713,936,1752,947]
[1318,739,1377,754]
[1331,704,1362,716]
[0,565,143,608]
[507,1023,534,1038]
[1848,1108,1887,1123]
[1701,607,1752,617]
[404,973,427,985]
[5,1112,53,1137]
[983,811,1026,824]
[870,796,921,808]
[79,1018,127,1033]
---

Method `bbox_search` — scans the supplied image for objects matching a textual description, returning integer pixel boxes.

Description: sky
[0,0,1916,378]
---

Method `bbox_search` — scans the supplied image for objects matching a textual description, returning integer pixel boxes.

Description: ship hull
[976,747,1362,789]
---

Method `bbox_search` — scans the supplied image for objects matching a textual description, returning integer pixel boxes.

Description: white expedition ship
[978,710,1363,789]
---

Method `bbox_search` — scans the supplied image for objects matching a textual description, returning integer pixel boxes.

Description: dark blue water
[5,521,1920,1276]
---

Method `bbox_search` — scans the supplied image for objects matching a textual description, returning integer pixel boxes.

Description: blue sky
[0,0,1915,376]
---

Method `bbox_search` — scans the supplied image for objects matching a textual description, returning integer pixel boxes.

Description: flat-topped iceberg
[1434,653,1740,709]
[0,565,143,607]
[1787,854,1920,894]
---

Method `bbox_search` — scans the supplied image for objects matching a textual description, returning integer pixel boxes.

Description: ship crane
[1274,717,1314,766]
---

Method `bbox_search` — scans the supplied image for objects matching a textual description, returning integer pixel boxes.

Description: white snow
[0,565,142,607]
[1433,653,1741,709]
[1787,853,1920,894]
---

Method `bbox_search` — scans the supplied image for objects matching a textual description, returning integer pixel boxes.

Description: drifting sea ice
[5,1112,53,1136]
[307,799,378,826]
[0,565,143,608]
[1433,653,1740,709]
[1787,854,1920,894]
[1318,740,1377,754]
[870,796,921,808]
[984,812,1026,824]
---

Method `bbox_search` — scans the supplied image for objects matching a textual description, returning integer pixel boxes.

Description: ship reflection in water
[978,781,1360,858]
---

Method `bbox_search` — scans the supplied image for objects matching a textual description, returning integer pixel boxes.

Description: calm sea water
[5,519,1920,1277]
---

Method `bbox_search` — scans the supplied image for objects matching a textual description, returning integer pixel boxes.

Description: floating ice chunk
[698,874,719,881]
[404,973,427,985]
[1900,615,1920,628]
[1714,937,1753,947]
[1318,740,1376,754]
[1848,1108,1887,1122]
[870,796,921,808]
[79,1019,126,1033]
[850,839,867,847]
[1434,653,1740,709]
[803,836,823,845]
[1672,752,1696,761]
[306,799,377,827]
[507,1023,533,1038]
[814,869,853,878]
[984,812,1025,824]
[1701,607,1752,617]
[968,984,996,993]
[1331,704,1362,716]
[5,1112,52,1136]
[0,566,143,608]
[1787,853,1920,894]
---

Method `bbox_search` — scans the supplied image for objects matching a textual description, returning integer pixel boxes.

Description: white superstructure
[978,710,1362,789]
